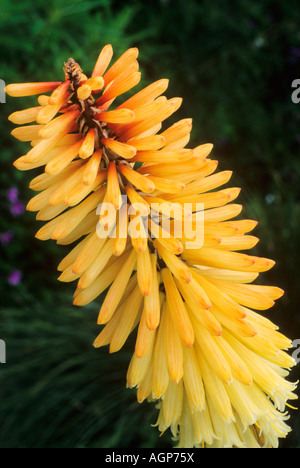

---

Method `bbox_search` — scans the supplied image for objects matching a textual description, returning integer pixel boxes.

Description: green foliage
[0,291,169,448]
[0,0,299,448]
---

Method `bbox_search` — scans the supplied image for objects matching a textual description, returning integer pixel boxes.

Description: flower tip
[71,264,80,275]
[5,84,20,97]
[26,200,34,211]
[226,378,234,387]
[230,187,242,199]
[168,97,183,114]
[131,47,139,58]
[45,164,58,176]
[97,315,105,325]
[77,84,92,101]
[180,272,192,284]
[146,319,159,331]
[134,349,143,359]
[169,375,182,384]
[8,114,17,123]
[185,339,194,348]
[109,345,116,354]
[158,78,170,91]
[245,377,254,386]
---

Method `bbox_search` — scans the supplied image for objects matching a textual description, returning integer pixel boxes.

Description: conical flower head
[6,44,297,448]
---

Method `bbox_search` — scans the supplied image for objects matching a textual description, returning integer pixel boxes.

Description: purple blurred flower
[6,186,25,217]
[10,201,25,217]
[0,231,14,246]
[8,270,23,286]
[7,187,19,204]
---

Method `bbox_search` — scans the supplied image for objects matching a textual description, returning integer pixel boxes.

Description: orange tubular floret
[125,185,150,216]
[97,70,141,106]
[11,125,44,142]
[82,76,105,92]
[118,99,182,142]
[130,214,148,253]
[97,250,137,325]
[77,84,92,101]
[154,240,192,284]
[79,129,96,159]
[128,135,166,151]
[107,162,122,209]
[112,97,168,136]
[49,80,70,105]
[45,140,83,175]
[132,149,193,165]
[92,44,114,78]
[36,97,68,125]
[38,110,80,140]
[117,79,169,111]
[9,106,42,125]
[113,203,129,256]
[83,149,102,186]
[5,82,62,97]
[102,138,137,160]
[161,268,194,348]
[147,176,185,194]
[98,109,135,124]
[161,119,193,147]
[102,47,139,85]
[118,164,155,193]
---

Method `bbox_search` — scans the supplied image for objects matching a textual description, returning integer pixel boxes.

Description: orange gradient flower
[6,44,297,448]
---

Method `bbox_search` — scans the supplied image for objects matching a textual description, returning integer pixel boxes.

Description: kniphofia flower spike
[6,44,297,448]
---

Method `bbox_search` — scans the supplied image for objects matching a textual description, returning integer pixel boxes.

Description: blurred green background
[0,0,300,448]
